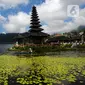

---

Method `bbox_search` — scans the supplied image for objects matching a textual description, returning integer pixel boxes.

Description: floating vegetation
[0,55,85,85]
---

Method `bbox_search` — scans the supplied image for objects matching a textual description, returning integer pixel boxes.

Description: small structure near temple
[47,35,70,44]
[14,34,24,44]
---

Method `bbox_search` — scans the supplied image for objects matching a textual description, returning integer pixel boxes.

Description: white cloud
[3,12,30,33]
[0,0,29,9]
[2,32,6,34]
[2,0,85,34]
[36,0,85,34]
[0,15,6,23]
[60,0,85,6]
[37,0,65,22]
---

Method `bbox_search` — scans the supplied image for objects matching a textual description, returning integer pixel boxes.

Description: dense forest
[0,33,19,44]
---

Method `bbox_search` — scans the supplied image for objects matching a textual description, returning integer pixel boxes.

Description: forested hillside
[0,33,19,44]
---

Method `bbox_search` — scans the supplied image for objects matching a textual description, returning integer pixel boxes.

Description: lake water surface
[0,44,13,54]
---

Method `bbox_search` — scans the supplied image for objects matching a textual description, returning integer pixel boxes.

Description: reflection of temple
[15,6,49,44]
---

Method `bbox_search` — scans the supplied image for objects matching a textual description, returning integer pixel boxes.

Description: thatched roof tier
[29,32,49,37]
[47,36,70,42]
[30,24,42,28]
[30,21,40,24]
[69,37,81,41]
[31,18,40,21]
[31,16,39,19]
[29,28,43,32]
[22,32,49,37]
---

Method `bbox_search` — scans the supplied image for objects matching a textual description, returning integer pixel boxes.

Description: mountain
[0,33,19,44]
[77,25,85,32]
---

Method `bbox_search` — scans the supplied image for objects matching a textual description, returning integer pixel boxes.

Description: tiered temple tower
[15,6,49,44]
[28,6,49,44]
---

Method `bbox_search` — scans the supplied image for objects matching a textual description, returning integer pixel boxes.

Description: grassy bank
[0,55,85,85]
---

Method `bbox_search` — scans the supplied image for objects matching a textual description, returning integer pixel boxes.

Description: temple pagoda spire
[29,6,43,32]
[28,6,49,44]
[15,6,49,44]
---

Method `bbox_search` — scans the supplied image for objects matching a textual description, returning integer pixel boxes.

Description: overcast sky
[0,0,85,34]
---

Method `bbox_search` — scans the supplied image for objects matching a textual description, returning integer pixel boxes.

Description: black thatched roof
[29,32,49,37]
[22,32,49,37]
[47,36,70,42]
[29,28,43,32]
[69,37,81,41]
[30,21,40,24]
[47,35,83,43]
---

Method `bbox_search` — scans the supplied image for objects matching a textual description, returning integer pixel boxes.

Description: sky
[0,0,85,34]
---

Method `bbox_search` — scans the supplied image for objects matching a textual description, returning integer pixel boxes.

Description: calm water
[0,44,13,54]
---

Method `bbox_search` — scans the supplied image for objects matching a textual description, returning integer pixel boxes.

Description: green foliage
[0,55,85,84]
[11,44,85,54]
[61,44,72,48]
[77,44,85,48]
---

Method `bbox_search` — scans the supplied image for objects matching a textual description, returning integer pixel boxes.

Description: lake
[0,44,13,54]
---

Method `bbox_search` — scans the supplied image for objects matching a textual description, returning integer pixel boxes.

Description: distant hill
[0,33,19,44]
[77,25,85,32]
[70,25,85,33]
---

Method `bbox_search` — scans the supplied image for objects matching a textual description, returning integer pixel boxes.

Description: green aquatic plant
[0,55,85,85]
